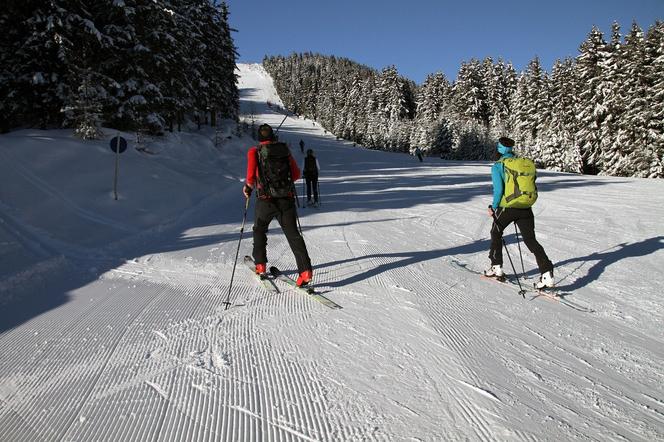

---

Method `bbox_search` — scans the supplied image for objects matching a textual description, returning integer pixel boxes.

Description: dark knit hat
[498,136,515,148]
[258,124,275,141]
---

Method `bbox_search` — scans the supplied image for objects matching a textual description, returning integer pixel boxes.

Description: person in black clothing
[299,139,305,153]
[243,124,313,286]
[414,147,423,162]
[485,136,554,289]
[303,149,320,206]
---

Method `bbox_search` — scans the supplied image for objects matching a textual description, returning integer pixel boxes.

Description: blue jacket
[491,149,515,209]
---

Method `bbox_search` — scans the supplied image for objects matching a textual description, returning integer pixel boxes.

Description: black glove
[243,184,253,198]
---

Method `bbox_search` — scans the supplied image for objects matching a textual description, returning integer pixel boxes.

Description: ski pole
[223,197,251,310]
[275,113,288,134]
[492,212,526,298]
[294,207,304,236]
[317,180,321,206]
[291,185,305,236]
[514,224,526,275]
[291,182,300,208]
[274,106,293,135]
[302,177,306,207]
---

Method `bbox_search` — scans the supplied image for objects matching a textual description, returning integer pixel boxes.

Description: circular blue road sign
[110,136,128,153]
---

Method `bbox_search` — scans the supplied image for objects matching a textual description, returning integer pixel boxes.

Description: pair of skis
[451,259,594,313]
[243,256,341,309]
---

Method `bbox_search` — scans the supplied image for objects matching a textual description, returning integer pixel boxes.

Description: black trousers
[489,207,553,274]
[253,197,312,273]
[306,176,318,202]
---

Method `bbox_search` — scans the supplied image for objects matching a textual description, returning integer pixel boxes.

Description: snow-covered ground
[1,63,663,441]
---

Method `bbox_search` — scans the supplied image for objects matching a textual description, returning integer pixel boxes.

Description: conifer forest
[265,21,664,178]
[1,5,662,178]
[0,1,239,137]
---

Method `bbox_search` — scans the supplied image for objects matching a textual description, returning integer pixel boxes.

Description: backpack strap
[255,144,270,197]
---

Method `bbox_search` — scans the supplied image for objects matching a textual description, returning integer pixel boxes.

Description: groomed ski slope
[0,63,663,441]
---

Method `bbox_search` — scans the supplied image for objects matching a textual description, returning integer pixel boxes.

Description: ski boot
[296,270,313,287]
[484,264,506,281]
[535,270,554,289]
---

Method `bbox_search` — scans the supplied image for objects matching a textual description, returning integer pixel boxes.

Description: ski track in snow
[1,63,664,441]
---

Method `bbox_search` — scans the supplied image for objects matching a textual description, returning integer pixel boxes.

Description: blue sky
[224,0,663,84]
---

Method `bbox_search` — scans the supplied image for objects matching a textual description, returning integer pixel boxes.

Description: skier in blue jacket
[485,137,554,289]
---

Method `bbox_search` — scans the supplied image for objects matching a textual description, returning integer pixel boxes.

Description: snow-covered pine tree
[452,59,489,129]
[364,75,384,149]
[452,59,491,158]
[0,8,15,131]
[541,58,582,172]
[410,72,452,153]
[352,75,376,146]
[598,22,630,176]
[575,26,611,174]
[486,59,517,139]
[215,2,239,121]
[453,121,492,160]
[55,1,119,139]
[4,1,73,129]
[432,117,455,158]
[615,22,657,177]
[374,66,415,151]
[511,56,548,163]
[99,1,165,133]
[645,21,664,178]
[68,67,104,140]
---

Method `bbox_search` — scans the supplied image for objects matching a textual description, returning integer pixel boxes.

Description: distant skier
[303,149,320,206]
[243,124,313,287]
[485,136,554,289]
[414,147,423,162]
[299,139,305,153]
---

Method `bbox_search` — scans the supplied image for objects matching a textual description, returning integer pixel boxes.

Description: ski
[243,256,279,293]
[533,287,595,313]
[269,266,342,310]
[449,259,593,312]
[450,259,523,296]
[480,274,508,284]
[481,274,526,297]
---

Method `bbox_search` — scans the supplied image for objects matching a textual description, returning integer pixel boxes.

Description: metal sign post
[109,133,128,201]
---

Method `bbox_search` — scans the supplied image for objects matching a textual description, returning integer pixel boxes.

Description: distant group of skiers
[242,125,554,290]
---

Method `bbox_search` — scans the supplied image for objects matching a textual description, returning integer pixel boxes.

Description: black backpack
[304,155,318,178]
[256,142,293,198]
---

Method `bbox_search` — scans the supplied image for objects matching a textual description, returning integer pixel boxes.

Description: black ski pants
[489,207,553,274]
[253,197,312,273]
[305,175,318,202]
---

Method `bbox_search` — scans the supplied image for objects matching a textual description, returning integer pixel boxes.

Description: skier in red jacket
[243,124,313,286]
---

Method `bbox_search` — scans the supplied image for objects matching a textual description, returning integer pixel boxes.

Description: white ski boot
[484,264,505,278]
[535,271,555,289]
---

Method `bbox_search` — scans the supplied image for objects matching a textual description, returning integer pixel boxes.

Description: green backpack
[499,157,538,208]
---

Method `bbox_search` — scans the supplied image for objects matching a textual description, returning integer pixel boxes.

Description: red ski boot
[296,270,313,287]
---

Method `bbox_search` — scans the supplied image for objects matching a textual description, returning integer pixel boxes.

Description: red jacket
[246,141,301,196]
